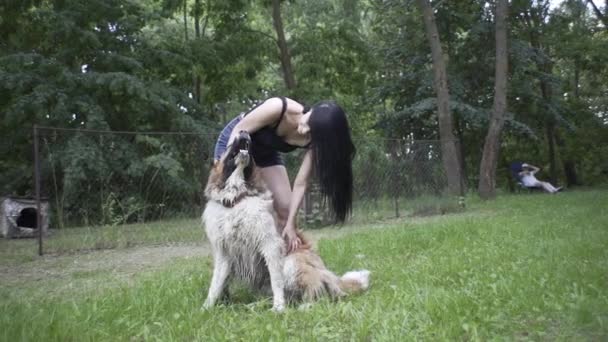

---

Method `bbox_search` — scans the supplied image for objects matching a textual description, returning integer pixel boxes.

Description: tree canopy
[1,0,607,200]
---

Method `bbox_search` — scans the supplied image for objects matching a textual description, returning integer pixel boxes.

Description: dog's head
[221,130,254,182]
[205,131,266,207]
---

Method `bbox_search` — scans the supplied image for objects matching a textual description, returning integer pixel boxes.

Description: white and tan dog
[202,131,370,312]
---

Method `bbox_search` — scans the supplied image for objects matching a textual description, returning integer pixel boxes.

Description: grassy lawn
[0,194,457,259]
[1,190,607,340]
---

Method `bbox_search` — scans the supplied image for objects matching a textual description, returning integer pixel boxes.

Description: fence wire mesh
[26,127,460,255]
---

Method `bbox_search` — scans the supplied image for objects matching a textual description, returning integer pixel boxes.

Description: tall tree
[478,0,509,199]
[271,0,296,91]
[587,0,608,28]
[183,0,189,42]
[416,0,463,195]
[192,0,204,104]
[519,1,560,183]
[553,0,601,186]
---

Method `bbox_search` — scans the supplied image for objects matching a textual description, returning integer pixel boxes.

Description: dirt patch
[0,244,212,298]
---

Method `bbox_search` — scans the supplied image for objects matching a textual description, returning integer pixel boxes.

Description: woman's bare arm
[286,149,313,226]
[227,97,284,146]
[283,149,313,252]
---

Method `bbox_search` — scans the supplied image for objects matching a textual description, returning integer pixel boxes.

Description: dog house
[0,197,49,238]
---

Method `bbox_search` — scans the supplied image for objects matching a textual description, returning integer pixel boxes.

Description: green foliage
[1,0,607,201]
[353,141,389,202]
[38,129,216,228]
[278,0,379,135]
[369,0,607,187]
[0,0,216,197]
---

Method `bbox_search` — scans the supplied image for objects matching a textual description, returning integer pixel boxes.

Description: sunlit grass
[1,190,607,340]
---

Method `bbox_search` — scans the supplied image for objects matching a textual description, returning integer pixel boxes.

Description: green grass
[305,194,462,227]
[1,195,458,258]
[1,190,607,340]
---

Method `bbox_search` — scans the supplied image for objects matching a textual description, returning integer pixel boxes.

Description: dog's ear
[206,159,225,190]
[211,159,223,175]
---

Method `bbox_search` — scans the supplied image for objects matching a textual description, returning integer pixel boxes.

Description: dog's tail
[339,270,371,294]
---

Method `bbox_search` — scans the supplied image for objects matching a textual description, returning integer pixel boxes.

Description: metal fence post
[34,125,43,256]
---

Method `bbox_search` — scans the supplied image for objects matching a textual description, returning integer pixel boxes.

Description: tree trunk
[416,0,463,196]
[561,61,580,186]
[563,160,578,186]
[193,0,202,104]
[539,79,558,184]
[183,0,188,42]
[522,8,560,185]
[587,0,608,28]
[271,0,296,91]
[545,121,558,183]
[555,129,579,186]
[455,116,468,192]
[574,61,580,98]
[194,0,200,37]
[537,62,559,184]
[478,0,509,200]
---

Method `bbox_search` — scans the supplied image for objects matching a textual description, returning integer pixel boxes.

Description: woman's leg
[539,181,558,193]
[259,165,292,232]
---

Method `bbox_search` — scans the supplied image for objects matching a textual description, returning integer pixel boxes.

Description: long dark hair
[308,101,356,222]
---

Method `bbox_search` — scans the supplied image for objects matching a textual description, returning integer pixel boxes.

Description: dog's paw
[271,303,285,313]
[201,299,214,311]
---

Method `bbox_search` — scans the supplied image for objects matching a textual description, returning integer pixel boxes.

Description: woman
[213,97,356,252]
[518,163,562,193]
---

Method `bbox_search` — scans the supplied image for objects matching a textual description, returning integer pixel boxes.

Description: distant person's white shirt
[520,173,538,187]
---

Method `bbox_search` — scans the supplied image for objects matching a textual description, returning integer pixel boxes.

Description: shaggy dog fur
[202,131,370,312]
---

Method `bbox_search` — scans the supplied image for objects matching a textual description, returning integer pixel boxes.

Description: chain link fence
[9,127,461,255]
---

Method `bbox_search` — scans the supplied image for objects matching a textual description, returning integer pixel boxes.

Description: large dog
[202,131,370,312]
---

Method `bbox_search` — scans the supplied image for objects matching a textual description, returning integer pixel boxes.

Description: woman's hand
[281,223,302,254]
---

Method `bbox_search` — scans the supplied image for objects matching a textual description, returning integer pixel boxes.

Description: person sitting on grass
[518,163,562,193]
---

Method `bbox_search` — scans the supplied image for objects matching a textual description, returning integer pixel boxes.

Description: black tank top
[244,97,307,154]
